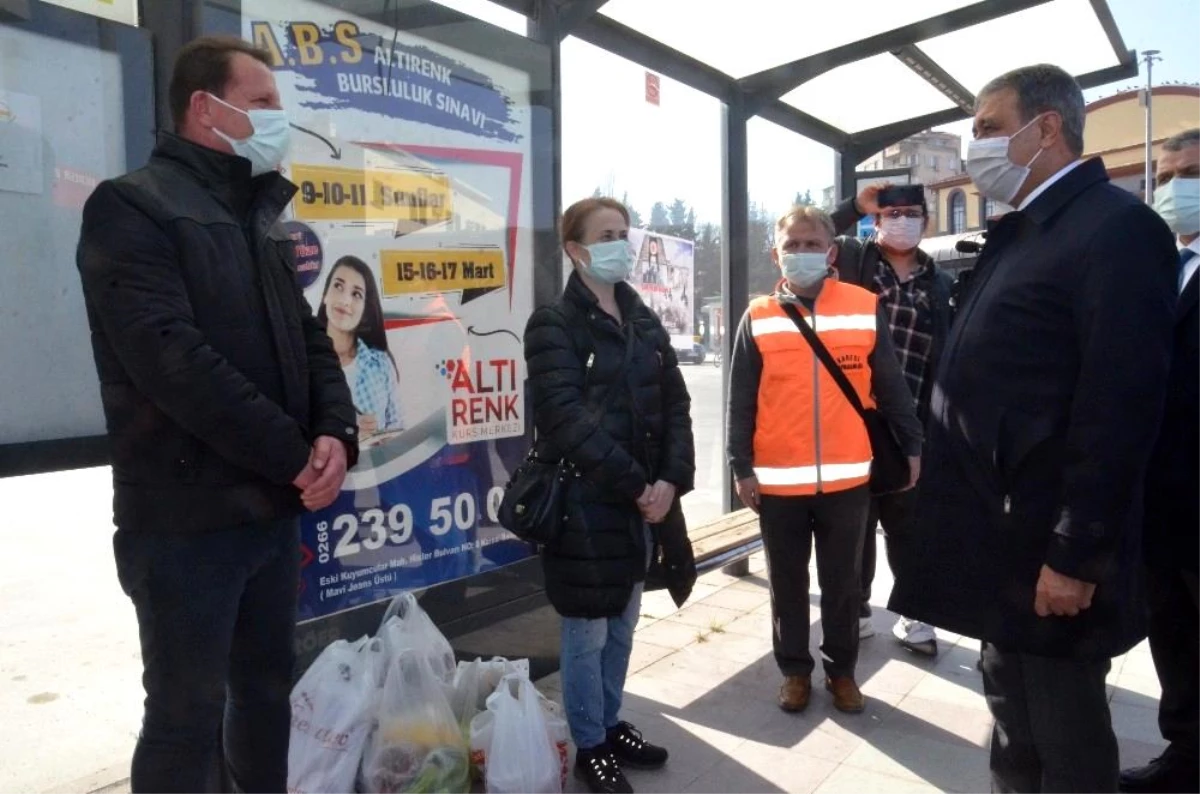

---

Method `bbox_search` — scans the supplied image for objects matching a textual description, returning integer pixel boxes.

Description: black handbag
[499,319,637,544]
[779,300,911,496]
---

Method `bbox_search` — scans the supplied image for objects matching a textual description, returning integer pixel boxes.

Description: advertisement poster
[243,1,535,622]
[628,229,695,351]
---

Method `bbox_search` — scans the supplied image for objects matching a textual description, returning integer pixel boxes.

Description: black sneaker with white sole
[575,745,634,794]
[607,721,669,770]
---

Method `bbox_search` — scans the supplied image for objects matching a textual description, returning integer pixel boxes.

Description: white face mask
[1153,176,1200,236]
[877,216,924,251]
[966,114,1046,205]
[207,93,291,176]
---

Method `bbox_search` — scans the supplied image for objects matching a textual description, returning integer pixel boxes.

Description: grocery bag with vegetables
[359,649,471,794]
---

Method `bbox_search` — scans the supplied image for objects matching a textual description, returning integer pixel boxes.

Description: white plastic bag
[375,592,456,687]
[359,650,471,794]
[287,636,378,794]
[469,679,567,788]
[475,674,563,794]
[449,657,530,732]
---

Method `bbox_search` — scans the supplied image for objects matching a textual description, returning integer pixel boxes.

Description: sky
[436,0,1200,225]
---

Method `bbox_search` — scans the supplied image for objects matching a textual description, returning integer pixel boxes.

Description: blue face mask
[780,251,830,289]
[208,93,291,176]
[583,240,634,284]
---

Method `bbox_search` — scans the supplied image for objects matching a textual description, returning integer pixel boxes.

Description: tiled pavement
[537,536,1169,794]
[55,534,1168,794]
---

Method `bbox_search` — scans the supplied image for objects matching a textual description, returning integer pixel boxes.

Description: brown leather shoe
[825,676,866,713]
[778,676,811,712]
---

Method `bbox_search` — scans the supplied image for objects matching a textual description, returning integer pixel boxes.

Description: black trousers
[860,488,917,615]
[114,519,301,793]
[981,642,1118,793]
[1146,566,1200,771]
[759,486,869,679]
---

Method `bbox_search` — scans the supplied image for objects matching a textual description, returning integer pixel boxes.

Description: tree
[668,198,689,229]
[693,221,721,302]
[621,191,644,228]
[792,189,815,208]
[649,201,670,229]
[747,201,779,297]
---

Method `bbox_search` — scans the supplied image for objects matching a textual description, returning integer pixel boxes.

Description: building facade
[928,85,1200,234]
[861,130,964,187]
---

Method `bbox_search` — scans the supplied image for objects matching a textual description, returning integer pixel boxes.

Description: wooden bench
[688,508,762,575]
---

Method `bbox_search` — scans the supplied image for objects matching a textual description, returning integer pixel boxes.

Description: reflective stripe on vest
[754,460,873,488]
[750,312,877,338]
[747,281,877,497]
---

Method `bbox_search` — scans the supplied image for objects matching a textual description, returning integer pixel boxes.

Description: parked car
[676,343,707,365]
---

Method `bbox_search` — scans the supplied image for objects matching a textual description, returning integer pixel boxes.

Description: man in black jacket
[1119,128,1200,794]
[830,184,954,657]
[888,64,1177,793]
[76,37,357,793]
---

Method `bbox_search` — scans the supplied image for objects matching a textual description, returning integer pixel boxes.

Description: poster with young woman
[242,0,536,622]
[629,229,695,353]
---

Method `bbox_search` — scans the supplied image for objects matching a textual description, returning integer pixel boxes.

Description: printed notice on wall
[39,0,139,27]
[0,90,45,195]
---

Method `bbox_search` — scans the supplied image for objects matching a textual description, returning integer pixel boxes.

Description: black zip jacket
[525,272,695,618]
[77,133,358,533]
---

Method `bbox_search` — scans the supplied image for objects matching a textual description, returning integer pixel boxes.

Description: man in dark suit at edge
[1119,127,1200,794]
[888,64,1178,793]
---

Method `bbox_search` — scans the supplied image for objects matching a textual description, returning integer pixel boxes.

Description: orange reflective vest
[749,281,877,496]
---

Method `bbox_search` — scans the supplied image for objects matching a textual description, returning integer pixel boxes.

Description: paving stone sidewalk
[537,541,1168,794]
[40,534,1169,794]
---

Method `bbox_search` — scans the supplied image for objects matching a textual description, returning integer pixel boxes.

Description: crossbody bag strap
[531,313,637,460]
[778,300,868,421]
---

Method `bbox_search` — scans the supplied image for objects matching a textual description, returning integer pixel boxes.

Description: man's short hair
[169,36,274,128]
[775,206,835,240]
[978,64,1086,157]
[1163,128,1200,152]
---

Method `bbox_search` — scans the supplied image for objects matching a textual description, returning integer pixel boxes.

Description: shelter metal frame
[504,0,1137,511]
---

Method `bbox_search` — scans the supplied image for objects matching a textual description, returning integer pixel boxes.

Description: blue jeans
[560,528,650,750]
[113,518,300,793]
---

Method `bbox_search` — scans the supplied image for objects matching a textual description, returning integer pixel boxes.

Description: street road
[678,361,729,527]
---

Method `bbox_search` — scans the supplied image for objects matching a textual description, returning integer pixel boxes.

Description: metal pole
[1143,50,1161,204]
[720,91,751,578]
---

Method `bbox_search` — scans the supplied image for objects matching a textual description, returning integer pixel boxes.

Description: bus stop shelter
[0,2,1147,790]
[490,0,1138,510]
[0,0,1138,694]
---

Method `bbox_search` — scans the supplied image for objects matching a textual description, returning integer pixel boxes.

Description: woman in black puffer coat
[524,197,695,794]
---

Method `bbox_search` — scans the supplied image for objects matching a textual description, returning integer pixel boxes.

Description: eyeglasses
[883,209,925,220]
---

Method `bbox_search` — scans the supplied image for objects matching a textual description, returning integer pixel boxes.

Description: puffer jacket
[524,271,695,618]
[76,133,358,533]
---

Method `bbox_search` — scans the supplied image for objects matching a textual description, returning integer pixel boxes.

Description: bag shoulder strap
[777,299,868,421]
[530,310,635,458]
